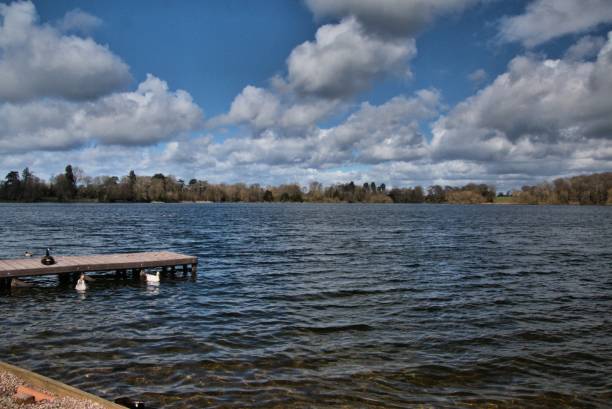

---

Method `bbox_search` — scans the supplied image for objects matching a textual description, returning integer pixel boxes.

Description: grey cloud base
[305,0,480,37]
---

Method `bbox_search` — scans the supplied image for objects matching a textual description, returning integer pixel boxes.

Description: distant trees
[3,171,21,201]
[52,165,78,201]
[387,184,495,204]
[0,168,48,201]
[426,185,446,203]
[446,184,496,204]
[315,182,391,203]
[275,184,304,202]
[1,165,611,205]
[263,190,274,202]
[511,173,612,205]
[20,167,47,202]
[388,186,424,203]
[127,170,137,201]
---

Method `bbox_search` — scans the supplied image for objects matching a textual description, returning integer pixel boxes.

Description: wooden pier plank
[0,260,29,271]
[10,260,38,269]
[0,251,197,278]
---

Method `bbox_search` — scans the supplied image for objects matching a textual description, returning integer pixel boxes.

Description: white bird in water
[24,251,33,257]
[144,270,160,284]
[140,270,159,284]
[75,274,88,292]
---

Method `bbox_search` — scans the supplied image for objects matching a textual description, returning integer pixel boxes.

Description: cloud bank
[432,32,612,176]
[196,31,612,187]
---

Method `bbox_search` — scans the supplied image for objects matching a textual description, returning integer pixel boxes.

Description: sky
[1,0,612,191]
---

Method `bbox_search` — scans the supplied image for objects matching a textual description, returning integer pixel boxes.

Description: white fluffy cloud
[0,1,130,102]
[565,35,606,61]
[58,8,102,33]
[216,11,421,131]
[305,0,479,37]
[215,15,417,134]
[212,86,281,130]
[287,17,416,99]
[211,84,342,131]
[431,32,612,175]
[324,90,439,163]
[0,74,203,152]
[468,68,488,85]
[278,98,342,129]
[499,0,612,47]
[178,89,440,172]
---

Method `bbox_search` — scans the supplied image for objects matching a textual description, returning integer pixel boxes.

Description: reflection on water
[146,283,160,296]
[1,203,611,408]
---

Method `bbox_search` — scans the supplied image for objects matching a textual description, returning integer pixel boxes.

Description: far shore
[0,199,609,206]
[3,167,610,206]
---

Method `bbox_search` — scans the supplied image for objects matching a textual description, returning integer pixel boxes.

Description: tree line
[510,172,612,205]
[0,165,610,205]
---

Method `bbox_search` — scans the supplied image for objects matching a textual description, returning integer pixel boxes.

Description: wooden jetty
[0,360,126,408]
[0,251,198,289]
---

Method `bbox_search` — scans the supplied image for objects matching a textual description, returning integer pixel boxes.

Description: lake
[1,203,611,408]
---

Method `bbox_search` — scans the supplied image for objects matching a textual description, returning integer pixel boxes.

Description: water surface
[1,203,611,408]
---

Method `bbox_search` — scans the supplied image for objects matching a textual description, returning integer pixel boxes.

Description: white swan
[144,270,160,283]
[75,274,88,292]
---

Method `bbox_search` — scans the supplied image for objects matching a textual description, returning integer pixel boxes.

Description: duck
[75,274,88,292]
[24,251,33,257]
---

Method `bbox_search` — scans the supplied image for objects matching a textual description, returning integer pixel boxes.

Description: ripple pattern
[0,203,611,408]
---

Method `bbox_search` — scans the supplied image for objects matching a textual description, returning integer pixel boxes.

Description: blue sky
[33,0,526,114]
[34,0,317,116]
[2,0,612,190]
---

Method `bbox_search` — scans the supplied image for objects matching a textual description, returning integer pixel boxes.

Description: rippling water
[1,203,611,408]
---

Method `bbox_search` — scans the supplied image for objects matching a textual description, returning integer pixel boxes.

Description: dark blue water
[1,203,611,408]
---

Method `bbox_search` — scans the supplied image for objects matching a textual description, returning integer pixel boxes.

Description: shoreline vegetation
[1,165,611,205]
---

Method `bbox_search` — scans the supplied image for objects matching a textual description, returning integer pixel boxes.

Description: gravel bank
[0,369,107,409]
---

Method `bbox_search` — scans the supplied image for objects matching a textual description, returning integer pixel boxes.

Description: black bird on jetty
[40,248,56,265]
